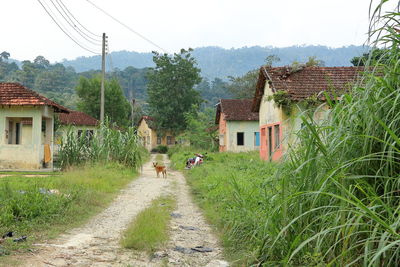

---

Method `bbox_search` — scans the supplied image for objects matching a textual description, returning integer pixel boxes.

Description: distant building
[252,66,364,161]
[216,99,260,152]
[0,82,69,170]
[137,116,177,151]
[55,110,99,153]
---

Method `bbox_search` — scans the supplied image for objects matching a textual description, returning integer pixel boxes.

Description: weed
[121,196,176,252]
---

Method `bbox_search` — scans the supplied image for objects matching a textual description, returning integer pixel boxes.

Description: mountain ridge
[61,45,368,80]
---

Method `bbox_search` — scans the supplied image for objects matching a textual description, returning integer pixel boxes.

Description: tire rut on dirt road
[13,154,227,267]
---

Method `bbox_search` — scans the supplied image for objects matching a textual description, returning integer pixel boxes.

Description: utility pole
[100,33,106,123]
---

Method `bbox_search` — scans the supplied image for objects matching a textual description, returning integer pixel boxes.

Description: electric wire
[50,0,102,46]
[37,0,100,55]
[57,0,102,39]
[85,0,169,54]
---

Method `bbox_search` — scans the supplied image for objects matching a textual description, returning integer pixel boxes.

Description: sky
[0,0,389,62]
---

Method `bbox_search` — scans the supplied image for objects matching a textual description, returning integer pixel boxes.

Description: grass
[155,154,165,166]
[169,8,400,264]
[0,162,139,259]
[121,195,176,252]
[170,150,276,265]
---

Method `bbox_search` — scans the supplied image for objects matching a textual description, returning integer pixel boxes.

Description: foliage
[58,122,146,169]
[255,3,400,265]
[180,107,218,150]
[152,145,168,154]
[0,163,138,256]
[147,49,202,133]
[195,77,231,108]
[121,196,176,252]
[75,76,131,126]
[226,69,258,99]
[169,150,277,264]
[350,48,390,66]
[267,90,291,107]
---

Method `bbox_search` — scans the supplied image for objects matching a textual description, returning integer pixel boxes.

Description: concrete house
[137,116,176,151]
[216,99,260,152]
[57,110,98,139]
[0,82,69,169]
[252,66,363,161]
[55,110,99,153]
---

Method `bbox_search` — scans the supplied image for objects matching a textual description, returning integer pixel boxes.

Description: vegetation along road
[14,154,227,267]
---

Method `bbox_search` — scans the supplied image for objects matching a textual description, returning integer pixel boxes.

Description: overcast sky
[1,0,388,62]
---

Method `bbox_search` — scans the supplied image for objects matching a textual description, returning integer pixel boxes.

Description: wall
[258,82,331,161]
[0,106,54,169]
[218,113,227,152]
[225,120,260,152]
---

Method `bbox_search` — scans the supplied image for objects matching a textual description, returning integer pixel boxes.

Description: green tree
[350,48,389,66]
[76,76,131,126]
[0,51,10,62]
[226,69,259,99]
[181,107,218,150]
[147,49,202,133]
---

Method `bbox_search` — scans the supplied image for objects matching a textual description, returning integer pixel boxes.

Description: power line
[50,0,102,46]
[85,0,169,54]
[57,0,102,39]
[37,0,100,55]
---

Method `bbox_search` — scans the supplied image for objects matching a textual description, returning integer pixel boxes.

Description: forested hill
[62,45,367,79]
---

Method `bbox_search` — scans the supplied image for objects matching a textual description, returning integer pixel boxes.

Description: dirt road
[15,154,227,267]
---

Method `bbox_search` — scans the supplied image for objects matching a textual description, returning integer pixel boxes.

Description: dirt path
[14,154,227,267]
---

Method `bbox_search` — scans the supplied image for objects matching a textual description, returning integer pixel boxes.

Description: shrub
[58,121,146,169]
[155,145,168,153]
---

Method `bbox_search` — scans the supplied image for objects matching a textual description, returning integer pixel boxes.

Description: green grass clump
[121,196,176,252]
[170,151,276,264]
[0,163,138,257]
[59,121,147,170]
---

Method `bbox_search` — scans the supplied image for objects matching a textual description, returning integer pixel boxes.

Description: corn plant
[58,120,144,170]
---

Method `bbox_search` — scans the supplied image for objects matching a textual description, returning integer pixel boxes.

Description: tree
[350,48,389,66]
[147,49,202,133]
[180,107,218,150]
[75,76,131,126]
[0,51,10,62]
[226,69,259,99]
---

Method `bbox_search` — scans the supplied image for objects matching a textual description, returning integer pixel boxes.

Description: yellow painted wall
[137,119,176,151]
[259,83,331,155]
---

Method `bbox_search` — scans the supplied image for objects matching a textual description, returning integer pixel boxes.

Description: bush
[155,145,168,153]
[58,121,146,169]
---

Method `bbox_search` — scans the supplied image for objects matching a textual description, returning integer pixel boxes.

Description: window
[254,132,260,146]
[237,132,244,146]
[167,136,172,145]
[6,118,23,145]
[86,130,94,141]
[77,130,83,138]
[157,136,161,145]
[274,124,280,149]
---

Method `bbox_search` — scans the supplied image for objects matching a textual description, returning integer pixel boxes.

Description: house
[137,116,176,151]
[216,99,260,152]
[0,82,69,169]
[55,110,99,152]
[57,110,98,140]
[252,66,363,161]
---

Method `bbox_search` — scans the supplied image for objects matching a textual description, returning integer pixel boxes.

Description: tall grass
[58,121,146,169]
[256,3,400,265]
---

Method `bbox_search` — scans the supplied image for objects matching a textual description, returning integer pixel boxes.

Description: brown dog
[153,162,167,178]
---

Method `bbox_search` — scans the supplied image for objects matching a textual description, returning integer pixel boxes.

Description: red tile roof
[58,111,98,126]
[0,82,69,113]
[252,66,365,112]
[216,99,259,124]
